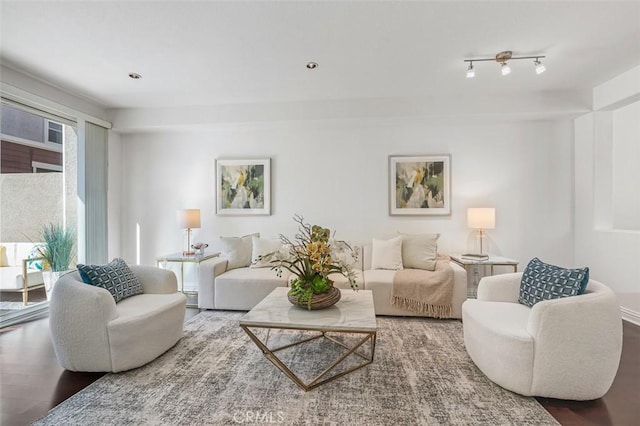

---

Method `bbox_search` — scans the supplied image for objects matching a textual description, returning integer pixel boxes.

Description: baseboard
[621,306,640,326]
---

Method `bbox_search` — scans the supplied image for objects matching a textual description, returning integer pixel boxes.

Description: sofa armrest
[476,272,522,302]
[21,257,43,290]
[49,272,118,371]
[526,281,623,398]
[130,265,178,294]
[198,257,228,309]
[526,281,622,342]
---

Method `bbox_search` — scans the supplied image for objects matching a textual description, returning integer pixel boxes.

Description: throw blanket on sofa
[391,258,454,318]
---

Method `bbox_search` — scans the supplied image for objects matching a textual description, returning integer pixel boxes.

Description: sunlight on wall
[136,223,141,265]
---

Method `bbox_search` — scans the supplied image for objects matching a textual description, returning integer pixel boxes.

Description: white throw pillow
[219,233,259,270]
[371,236,404,270]
[250,236,283,268]
[399,233,440,271]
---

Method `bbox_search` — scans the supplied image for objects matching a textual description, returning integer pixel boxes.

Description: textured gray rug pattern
[35,311,558,425]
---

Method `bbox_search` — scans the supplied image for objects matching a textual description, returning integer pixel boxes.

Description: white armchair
[49,265,186,372]
[462,272,622,400]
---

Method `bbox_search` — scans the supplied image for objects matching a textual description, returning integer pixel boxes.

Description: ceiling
[1,1,639,110]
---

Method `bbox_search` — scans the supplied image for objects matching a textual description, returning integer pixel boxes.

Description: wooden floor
[1,311,638,426]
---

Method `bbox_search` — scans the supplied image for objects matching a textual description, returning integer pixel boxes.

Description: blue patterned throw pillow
[518,258,589,307]
[77,258,144,303]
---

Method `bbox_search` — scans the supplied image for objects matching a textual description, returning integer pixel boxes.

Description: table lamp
[177,209,201,256]
[467,208,495,255]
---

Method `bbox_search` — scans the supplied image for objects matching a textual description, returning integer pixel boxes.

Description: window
[46,120,63,145]
[32,161,63,173]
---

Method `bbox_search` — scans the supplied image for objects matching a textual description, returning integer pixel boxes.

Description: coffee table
[240,287,377,391]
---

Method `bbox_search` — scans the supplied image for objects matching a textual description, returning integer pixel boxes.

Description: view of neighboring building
[1,104,64,173]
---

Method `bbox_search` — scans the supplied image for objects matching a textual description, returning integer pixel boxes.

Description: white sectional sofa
[197,240,466,318]
[0,242,45,304]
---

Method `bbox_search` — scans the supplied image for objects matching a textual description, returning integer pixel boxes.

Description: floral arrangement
[268,215,359,308]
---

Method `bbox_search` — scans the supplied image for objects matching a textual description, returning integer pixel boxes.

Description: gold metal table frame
[240,324,376,392]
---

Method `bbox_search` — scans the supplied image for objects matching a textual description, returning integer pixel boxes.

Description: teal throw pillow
[77,258,143,303]
[518,257,589,307]
[27,245,45,270]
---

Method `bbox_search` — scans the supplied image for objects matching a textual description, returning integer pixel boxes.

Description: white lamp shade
[467,208,495,229]
[177,209,201,229]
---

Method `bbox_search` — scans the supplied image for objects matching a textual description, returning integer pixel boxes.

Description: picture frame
[216,158,271,216]
[389,155,451,216]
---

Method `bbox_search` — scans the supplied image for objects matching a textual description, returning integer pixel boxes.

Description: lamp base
[477,229,487,255]
[183,227,194,256]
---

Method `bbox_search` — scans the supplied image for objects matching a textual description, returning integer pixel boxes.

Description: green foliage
[290,276,332,309]
[37,223,75,272]
[271,215,360,310]
[246,174,264,195]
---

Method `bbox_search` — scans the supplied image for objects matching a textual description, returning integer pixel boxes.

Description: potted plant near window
[37,223,75,300]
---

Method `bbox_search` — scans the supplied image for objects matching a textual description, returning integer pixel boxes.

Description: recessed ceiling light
[128,72,142,79]
[306,62,318,70]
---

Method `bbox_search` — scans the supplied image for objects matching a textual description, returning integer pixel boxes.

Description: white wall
[612,101,640,230]
[574,65,640,319]
[118,118,574,271]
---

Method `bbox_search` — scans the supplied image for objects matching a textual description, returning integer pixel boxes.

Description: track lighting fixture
[500,62,511,76]
[466,62,475,78]
[463,51,546,77]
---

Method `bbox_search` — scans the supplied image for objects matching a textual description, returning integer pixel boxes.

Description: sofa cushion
[399,233,439,271]
[0,267,43,290]
[462,299,535,394]
[219,233,259,270]
[215,267,291,310]
[518,257,589,307]
[113,292,186,320]
[371,236,403,270]
[216,266,290,286]
[250,236,282,268]
[329,270,364,290]
[78,258,144,303]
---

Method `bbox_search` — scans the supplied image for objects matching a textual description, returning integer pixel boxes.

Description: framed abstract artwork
[389,155,451,216]
[216,158,271,216]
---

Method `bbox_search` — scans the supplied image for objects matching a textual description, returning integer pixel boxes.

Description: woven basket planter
[287,286,341,310]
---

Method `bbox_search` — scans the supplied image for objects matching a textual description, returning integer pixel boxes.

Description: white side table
[156,251,220,307]
[449,254,519,298]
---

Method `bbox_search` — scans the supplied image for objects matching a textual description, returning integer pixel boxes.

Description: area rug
[35,311,558,425]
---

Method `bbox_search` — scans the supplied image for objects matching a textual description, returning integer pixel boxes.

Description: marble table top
[240,287,377,332]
